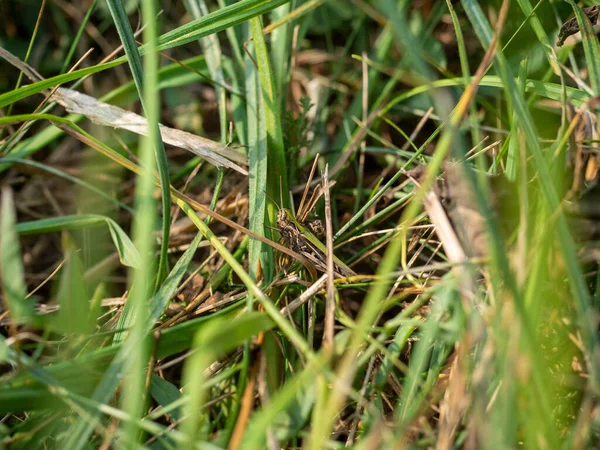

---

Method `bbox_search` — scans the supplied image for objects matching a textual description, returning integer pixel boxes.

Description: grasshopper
[276,207,355,278]
[272,157,356,279]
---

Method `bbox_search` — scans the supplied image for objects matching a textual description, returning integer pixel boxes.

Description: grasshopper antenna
[279,176,285,211]
[264,189,281,210]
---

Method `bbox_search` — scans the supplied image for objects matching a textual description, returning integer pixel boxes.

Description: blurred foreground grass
[0,0,599,449]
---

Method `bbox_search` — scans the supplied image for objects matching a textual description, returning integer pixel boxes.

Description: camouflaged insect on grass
[557,5,600,47]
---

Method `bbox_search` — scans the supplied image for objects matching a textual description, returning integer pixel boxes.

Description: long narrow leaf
[15,215,141,268]
[0,188,36,325]
[105,0,170,289]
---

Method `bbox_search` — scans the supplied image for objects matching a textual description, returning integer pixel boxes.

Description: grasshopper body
[272,155,355,279]
[277,207,355,279]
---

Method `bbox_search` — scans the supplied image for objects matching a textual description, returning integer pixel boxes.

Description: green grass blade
[110,0,161,444]
[60,0,99,73]
[0,59,122,110]
[566,0,600,93]
[155,0,290,52]
[149,375,183,422]
[506,59,529,181]
[250,16,288,212]
[15,215,141,268]
[183,0,229,141]
[104,0,170,288]
[382,75,589,113]
[462,0,599,382]
[246,42,271,283]
[446,0,482,147]
[250,15,288,279]
[55,236,94,336]
[147,232,203,326]
[515,0,560,73]
[269,2,291,96]
[0,188,36,326]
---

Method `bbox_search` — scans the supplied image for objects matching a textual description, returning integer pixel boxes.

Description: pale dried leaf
[0,45,248,175]
[50,88,248,175]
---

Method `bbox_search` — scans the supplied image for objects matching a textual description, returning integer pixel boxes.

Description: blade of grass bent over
[104,0,170,290]
[15,214,140,268]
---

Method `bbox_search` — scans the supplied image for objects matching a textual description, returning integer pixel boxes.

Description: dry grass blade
[51,88,248,173]
[322,163,335,349]
[0,46,44,83]
[0,46,248,174]
[422,181,477,299]
[296,154,321,221]
[228,351,261,450]
[423,189,467,263]
[280,274,328,316]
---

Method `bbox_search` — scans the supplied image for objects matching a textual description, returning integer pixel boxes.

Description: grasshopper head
[277,207,288,228]
[277,208,296,244]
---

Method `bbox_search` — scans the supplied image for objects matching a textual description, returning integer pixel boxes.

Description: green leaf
[181,312,275,446]
[55,235,93,336]
[515,0,559,73]
[250,16,288,241]
[0,188,36,325]
[15,215,141,268]
[0,60,122,110]
[246,45,271,281]
[147,231,204,326]
[61,0,99,73]
[105,0,169,287]
[155,0,291,53]
[566,0,600,93]
[150,375,183,422]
